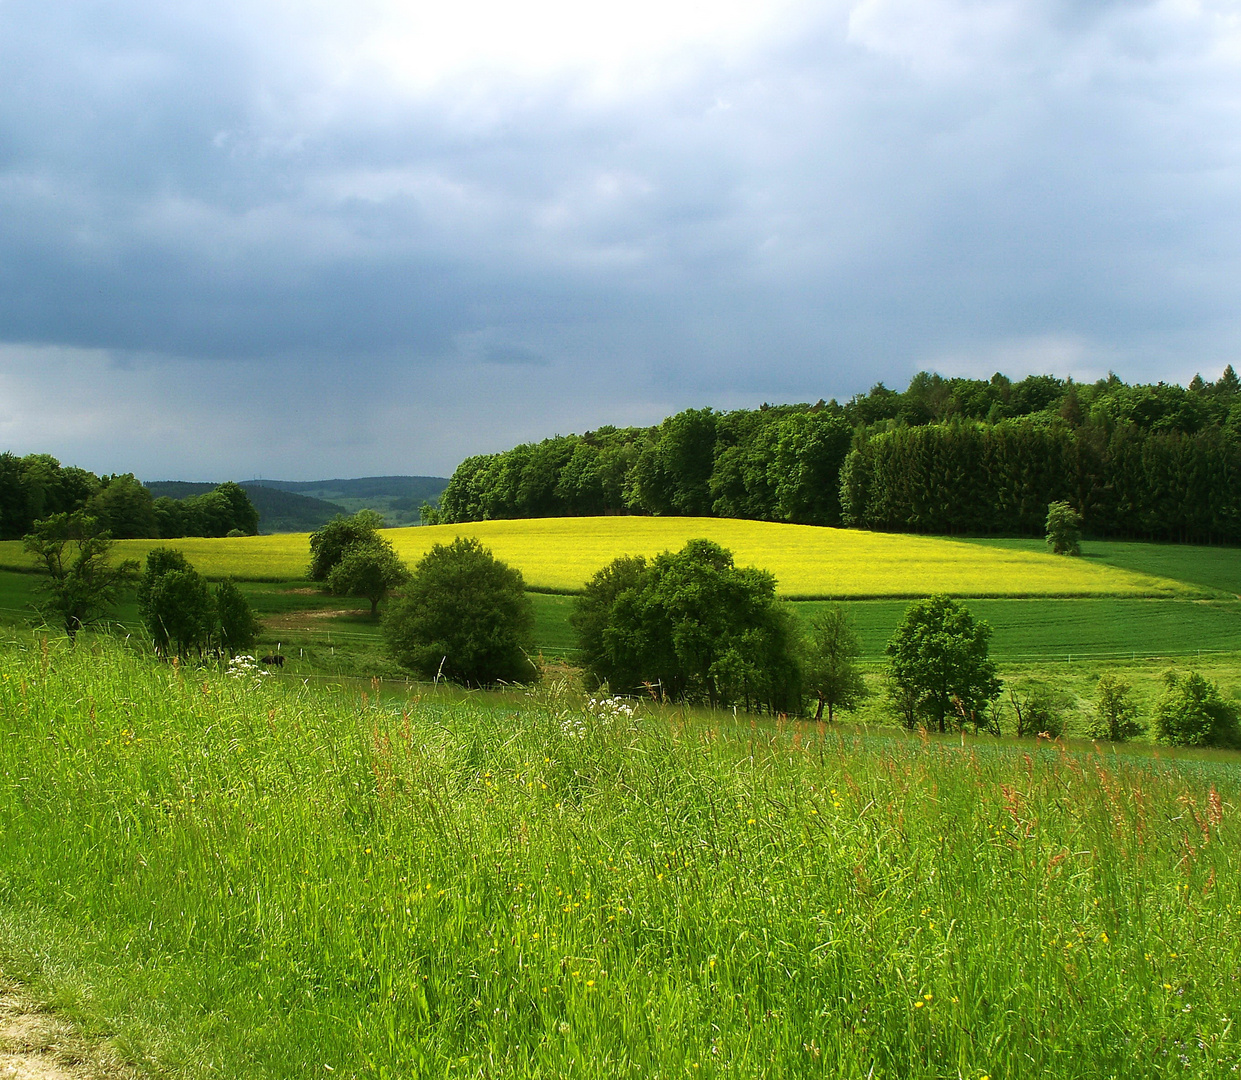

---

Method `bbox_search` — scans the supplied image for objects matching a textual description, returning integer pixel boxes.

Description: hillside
[247,476,449,526]
[144,481,346,534]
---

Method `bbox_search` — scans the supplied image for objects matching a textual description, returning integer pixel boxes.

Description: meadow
[0,518,1195,598]
[0,636,1239,1079]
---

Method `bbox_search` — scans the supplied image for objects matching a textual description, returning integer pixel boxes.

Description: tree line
[436,367,1241,542]
[0,452,259,540]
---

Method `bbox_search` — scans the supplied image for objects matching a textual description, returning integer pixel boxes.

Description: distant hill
[246,476,449,527]
[144,481,347,535]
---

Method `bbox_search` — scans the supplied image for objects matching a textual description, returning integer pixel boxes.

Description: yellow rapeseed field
[0,517,1190,597]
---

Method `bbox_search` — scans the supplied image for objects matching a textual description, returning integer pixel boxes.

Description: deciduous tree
[22,512,138,640]
[308,510,384,581]
[382,537,536,686]
[804,604,867,722]
[326,538,409,616]
[886,595,1001,732]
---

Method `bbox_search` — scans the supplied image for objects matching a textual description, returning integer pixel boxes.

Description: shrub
[1153,671,1240,748]
[572,539,803,712]
[382,537,536,686]
[146,568,216,658]
[1007,686,1065,738]
[214,580,260,655]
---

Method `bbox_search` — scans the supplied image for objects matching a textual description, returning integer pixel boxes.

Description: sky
[2,0,1240,481]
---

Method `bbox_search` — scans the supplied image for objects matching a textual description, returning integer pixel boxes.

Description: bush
[572,539,802,712]
[1153,671,1240,748]
[146,568,216,658]
[382,537,536,686]
[214,580,260,655]
[1087,674,1144,741]
[1007,686,1065,738]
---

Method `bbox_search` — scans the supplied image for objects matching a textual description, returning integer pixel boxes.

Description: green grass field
[0,518,1196,597]
[963,537,1241,597]
[0,637,1237,1078]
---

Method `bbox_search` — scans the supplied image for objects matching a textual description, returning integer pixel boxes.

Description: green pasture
[964,536,1241,597]
[1,637,1239,1078]
[0,518,1195,598]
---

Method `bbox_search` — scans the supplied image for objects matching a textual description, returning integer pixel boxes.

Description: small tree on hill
[804,604,867,722]
[214,580,261,654]
[145,567,216,658]
[1087,674,1143,741]
[308,510,384,581]
[22,512,138,639]
[383,537,536,686]
[887,595,1001,732]
[326,538,409,616]
[1045,500,1082,555]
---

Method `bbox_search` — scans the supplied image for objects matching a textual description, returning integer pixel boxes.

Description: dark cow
[261,654,286,667]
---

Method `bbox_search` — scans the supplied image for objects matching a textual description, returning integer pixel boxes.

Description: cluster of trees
[437,367,1241,542]
[0,452,259,540]
[21,512,259,657]
[308,511,409,616]
[138,549,260,658]
[393,533,1237,749]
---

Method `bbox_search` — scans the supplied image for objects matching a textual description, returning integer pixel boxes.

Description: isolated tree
[804,604,867,722]
[308,510,384,581]
[383,537,536,686]
[326,537,409,616]
[1153,671,1240,748]
[887,595,1001,732]
[214,580,260,655]
[1045,500,1082,556]
[22,512,138,640]
[1087,674,1143,741]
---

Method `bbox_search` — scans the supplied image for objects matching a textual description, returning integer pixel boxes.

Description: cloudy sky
[2,0,1239,480]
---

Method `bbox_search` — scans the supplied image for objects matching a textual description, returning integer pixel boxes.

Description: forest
[437,367,1241,542]
[0,453,259,540]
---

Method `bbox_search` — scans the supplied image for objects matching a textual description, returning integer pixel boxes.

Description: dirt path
[0,989,130,1080]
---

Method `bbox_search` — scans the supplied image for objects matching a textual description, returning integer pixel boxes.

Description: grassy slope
[0,518,1192,597]
[1,638,1238,1079]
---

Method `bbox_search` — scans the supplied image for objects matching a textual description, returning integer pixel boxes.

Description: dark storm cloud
[1,0,1239,478]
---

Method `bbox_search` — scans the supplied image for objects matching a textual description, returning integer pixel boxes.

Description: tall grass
[0,636,1238,1077]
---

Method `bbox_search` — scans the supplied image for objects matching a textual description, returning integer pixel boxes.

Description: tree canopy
[22,512,138,639]
[886,596,1001,732]
[572,539,802,713]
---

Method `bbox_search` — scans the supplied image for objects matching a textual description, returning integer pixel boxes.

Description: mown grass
[0,519,1193,598]
[962,538,1241,598]
[0,636,1238,1078]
